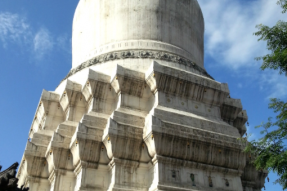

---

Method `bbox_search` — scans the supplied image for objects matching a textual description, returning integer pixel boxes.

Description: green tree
[278,0,287,13]
[244,0,287,189]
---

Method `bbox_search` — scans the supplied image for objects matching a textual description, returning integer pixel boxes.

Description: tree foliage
[278,0,287,13]
[245,0,287,189]
[245,99,287,188]
[254,20,287,75]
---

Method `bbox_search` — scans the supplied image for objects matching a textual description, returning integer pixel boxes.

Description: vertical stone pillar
[73,161,99,191]
[241,159,267,191]
[46,141,75,191]
[70,113,109,190]
[107,158,150,191]
[23,177,50,191]
[48,169,75,191]
[18,141,50,191]
[59,80,87,123]
[149,156,160,191]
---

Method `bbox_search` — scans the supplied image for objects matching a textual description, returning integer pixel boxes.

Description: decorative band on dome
[61,50,213,83]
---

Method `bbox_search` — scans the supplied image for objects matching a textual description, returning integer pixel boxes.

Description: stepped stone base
[16,59,267,191]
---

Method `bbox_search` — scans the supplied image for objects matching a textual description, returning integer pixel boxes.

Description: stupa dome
[72,0,205,69]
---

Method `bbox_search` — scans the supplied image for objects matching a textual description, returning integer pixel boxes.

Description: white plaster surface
[72,0,205,68]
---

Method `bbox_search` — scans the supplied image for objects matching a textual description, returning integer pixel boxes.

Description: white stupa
[17,0,267,191]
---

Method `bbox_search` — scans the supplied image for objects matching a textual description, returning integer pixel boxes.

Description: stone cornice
[154,155,244,176]
[61,50,214,84]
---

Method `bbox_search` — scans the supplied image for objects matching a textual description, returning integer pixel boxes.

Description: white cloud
[56,34,71,54]
[0,11,71,61]
[238,83,243,88]
[0,12,31,47]
[33,28,54,60]
[198,0,287,99]
[232,68,287,99]
[260,71,287,99]
[246,124,257,141]
[199,0,285,69]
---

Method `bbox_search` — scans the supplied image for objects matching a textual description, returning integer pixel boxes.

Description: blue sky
[0,0,286,190]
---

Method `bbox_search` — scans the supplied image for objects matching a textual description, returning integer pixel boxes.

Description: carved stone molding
[241,160,268,191]
[145,62,229,106]
[154,155,243,176]
[59,80,88,122]
[153,107,240,137]
[24,142,48,178]
[29,90,65,138]
[111,66,146,98]
[145,130,246,171]
[60,50,213,85]
[103,119,143,161]
[220,98,243,124]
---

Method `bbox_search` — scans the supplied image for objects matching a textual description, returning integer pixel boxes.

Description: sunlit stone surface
[17,0,267,191]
